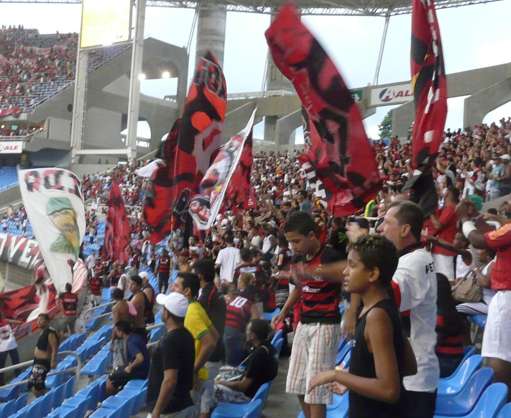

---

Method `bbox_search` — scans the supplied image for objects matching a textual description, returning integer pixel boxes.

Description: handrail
[82,301,115,320]
[0,350,82,390]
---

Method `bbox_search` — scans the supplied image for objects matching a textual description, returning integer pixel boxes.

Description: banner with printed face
[18,167,86,293]
[189,109,256,230]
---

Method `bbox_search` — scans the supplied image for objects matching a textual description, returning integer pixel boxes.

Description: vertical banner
[104,181,131,264]
[189,109,256,230]
[411,0,447,168]
[18,168,86,293]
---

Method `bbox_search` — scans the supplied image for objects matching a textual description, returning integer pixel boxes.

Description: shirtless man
[111,288,131,324]
[28,313,59,396]
[128,275,147,341]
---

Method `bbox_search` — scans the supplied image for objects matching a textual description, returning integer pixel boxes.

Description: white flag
[189,109,256,230]
[18,167,86,293]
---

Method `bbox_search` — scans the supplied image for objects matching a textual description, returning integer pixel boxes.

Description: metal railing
[82,301,115,321]
[0,350,82,390]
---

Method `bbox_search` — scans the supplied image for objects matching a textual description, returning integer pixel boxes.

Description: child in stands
[308,235,416,418]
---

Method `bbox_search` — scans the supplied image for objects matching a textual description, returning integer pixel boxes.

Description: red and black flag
[411,0,447,169]
[171,52,227,223]
[405,0,447,216]
[104,181,131,263]
[265,3,381,217]
[225,131,253,212]
[143,119,181,244]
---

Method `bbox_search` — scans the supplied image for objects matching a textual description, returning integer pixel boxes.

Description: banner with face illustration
[189,109,256,230]
[18,167,86,293]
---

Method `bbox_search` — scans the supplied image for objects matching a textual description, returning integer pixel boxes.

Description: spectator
[141,272,156,324]
[436,273,467,377]
[224,273,259,367]
[147,292,195,418]
[28,313,59,396]
[173,272,219,418]
[194,258,227,418]
[128,275,148,341]
[106,320,149,396]
[155,249,172,294]
[58,282,78,335]
[273,212,345,418]
[379,201,439,418]
[214,319,278,403]
[0,309,20,385]
[215,233,240,290]
[88,270,103,307]
[309,235,416,417]
[462,219,511,393]
[111,287,132,324]
[429,187,459,281]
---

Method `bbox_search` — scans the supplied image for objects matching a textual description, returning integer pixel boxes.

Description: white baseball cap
[156,292,189,318]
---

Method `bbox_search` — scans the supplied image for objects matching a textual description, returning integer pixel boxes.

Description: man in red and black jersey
[155,249,172,294]
[58,283,78,335]
[273,212,345,418]
[89,273,103,306]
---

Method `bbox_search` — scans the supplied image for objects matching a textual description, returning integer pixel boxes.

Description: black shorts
[28,358,50,391]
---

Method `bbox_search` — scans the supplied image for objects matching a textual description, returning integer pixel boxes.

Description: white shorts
[482,291,511,364]
[286,322,341,405]
[432,253,454,281]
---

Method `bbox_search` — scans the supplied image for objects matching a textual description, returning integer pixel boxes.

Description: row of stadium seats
[0,167,18,192]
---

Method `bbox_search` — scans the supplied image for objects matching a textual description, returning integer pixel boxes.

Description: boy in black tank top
[308,235,417,418]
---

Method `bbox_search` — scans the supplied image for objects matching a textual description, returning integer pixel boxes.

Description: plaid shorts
[28,359,50,391]
[286,322,341,405]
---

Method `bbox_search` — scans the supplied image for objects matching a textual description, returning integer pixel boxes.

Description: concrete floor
[264,357,301,418]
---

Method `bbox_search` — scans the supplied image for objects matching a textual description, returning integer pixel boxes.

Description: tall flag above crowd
[266,3,381,216]
[405,0,447,215]
[18,167,86,294]
[189,109,257,229]
[104,180,131,264]
[172,52,227,223]
[143,52,227,242]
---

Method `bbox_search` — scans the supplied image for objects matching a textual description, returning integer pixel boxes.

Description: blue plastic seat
[271,330,284,345]
[262,308,281,322]
[101,394,133,417]
[212,383,272,418]
[469,315,487,329]
[438,355,483,395]
[340,350,352,369]
[60,396,90,418]
[89,407,118,418]
[272,338,284,357]
[124,379,148,390]
[117,386,148,414]
[336,342,352,366]
[149,325,165,342]
[242,399,263,418]
[497,403,511,418]
[81,349,112,377]
[435,367,494,416]
[0,398,16,417]
[435,383,508,418]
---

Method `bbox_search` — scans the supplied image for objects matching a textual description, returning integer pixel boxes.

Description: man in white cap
[147,292,196,418]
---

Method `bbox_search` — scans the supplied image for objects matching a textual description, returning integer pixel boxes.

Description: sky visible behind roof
[1,1,510,141]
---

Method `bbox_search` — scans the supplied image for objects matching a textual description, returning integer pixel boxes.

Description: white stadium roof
[0,0,503,16]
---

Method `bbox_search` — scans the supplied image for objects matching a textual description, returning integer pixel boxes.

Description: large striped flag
[405,0,447,216]
[410,0,447,168]
[266,4,381,217]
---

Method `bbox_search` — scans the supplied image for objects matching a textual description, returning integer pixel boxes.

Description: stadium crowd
[1,115,511,418]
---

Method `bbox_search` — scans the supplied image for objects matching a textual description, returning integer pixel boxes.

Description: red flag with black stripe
[104,181,131,263]
[265,3,381,216]
[171,52,227,223]
[404,0,447,216]
[225,131,253,211]
[411,0,447,169]
[143,119,181,244]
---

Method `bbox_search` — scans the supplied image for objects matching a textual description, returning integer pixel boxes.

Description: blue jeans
[223,327,246,367]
